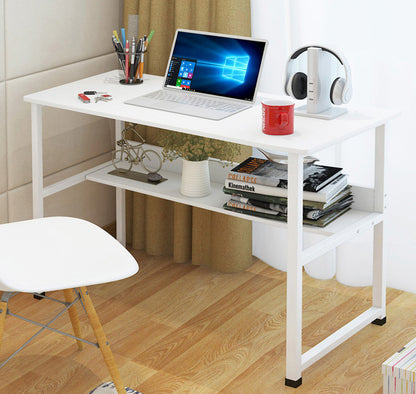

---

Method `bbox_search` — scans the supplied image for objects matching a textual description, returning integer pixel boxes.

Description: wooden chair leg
[79,287,125,394]
[63,289,84,350]
[0,298,7,351]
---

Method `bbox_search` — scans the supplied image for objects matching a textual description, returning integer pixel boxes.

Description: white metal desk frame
[26,71,396,387]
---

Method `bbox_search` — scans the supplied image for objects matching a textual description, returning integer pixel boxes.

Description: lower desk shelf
[85,161,383,238]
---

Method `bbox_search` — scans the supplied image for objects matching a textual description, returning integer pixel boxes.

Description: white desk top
[24,70,399,155]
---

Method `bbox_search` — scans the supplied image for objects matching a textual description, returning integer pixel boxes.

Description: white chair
[0,216,139,394]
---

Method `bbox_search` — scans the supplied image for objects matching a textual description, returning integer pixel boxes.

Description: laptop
[125,29,268,120]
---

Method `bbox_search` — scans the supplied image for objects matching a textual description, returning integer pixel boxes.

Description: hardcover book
[223,200,351,227]
[225,173,348,203]
[228,194,353,219]
[229,195,288,214]
[227,157,343,192]
[223,185,352,209]
[226,199,280,216]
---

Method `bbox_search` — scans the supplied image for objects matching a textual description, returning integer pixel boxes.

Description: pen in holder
[112,34,151,85]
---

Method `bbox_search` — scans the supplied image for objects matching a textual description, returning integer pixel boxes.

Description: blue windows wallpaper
[223,56,250,83]
[165,31,266,101]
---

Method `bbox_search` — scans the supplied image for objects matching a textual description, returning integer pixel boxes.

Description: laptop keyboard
[144,90,249,113]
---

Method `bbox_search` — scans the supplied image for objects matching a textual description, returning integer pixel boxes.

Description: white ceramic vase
[180,159,211,197]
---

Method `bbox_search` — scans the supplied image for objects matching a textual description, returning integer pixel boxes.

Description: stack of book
[223,156,353,227]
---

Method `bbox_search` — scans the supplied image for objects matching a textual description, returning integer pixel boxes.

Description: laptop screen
[164,30,267,102]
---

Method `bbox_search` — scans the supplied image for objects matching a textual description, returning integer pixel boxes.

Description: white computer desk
[24,70,399,388]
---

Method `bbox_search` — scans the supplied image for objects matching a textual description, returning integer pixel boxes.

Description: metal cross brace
[0,289,99,369]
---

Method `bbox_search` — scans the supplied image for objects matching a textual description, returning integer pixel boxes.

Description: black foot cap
[33,292,46,300]
[285,377,302,388]
[371,316,387,326]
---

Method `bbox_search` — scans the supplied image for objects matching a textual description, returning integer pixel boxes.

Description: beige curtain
[123,0,252,273]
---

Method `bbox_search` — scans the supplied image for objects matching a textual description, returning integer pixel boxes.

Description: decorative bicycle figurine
[112,124,162,176]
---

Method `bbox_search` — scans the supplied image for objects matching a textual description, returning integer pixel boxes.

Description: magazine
[228,194,353,218]
[223,185,352,210]
[227,157,343,192]
[223,201,351,227]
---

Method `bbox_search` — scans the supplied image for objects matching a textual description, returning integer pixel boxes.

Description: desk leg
[285,153,304,387]
[372,124,386,324]
[31,104,44,218]
[115,120,126,246]
[116,188,126,247]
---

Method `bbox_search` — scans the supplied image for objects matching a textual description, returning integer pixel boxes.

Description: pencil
[125,40,129,82]
[133,38,143,82]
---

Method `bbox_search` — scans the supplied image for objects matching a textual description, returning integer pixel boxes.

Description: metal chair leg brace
[0,290,99,369]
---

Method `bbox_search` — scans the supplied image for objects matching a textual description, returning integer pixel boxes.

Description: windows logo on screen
[222,56,250,83]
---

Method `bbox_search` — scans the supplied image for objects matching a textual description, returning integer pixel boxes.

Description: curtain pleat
[191,208,212,267]
[173,203,192,263]
[211,214,252,272]
[131,192,145,250]
[145,196,174,255]
[125,190,133,245]
[123,0,252,272]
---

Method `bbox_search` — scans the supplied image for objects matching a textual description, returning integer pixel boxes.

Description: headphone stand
[285,46,351,120]
[295,105,347,120]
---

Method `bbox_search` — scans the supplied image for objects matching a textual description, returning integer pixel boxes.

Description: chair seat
[0,217,138,293]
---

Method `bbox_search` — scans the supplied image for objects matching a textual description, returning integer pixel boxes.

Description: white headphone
[285,46,352,105]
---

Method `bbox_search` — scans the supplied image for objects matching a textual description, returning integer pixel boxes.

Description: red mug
[262,99,295,135]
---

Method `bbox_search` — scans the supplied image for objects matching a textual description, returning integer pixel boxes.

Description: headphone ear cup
[330,77,346,105]
[287,72,307,100]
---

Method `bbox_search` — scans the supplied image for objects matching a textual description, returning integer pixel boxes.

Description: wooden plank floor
[0,249,415,393]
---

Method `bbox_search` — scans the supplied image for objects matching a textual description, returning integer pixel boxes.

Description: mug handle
[279,112,289,128]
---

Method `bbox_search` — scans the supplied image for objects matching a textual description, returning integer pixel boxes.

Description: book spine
[223,187,327,209]
[228,157,342,192]
[230,194,353,219]
[223,203,351,227]
[228,156,287,187]
[223,203,286,222]
[230,195,288,213]
[224,179,327,202]
[223,186,289,204]
[226,200,279,215]
[226,171,281,187]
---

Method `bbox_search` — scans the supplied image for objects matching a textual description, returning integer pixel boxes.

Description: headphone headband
[289,46,344,65]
